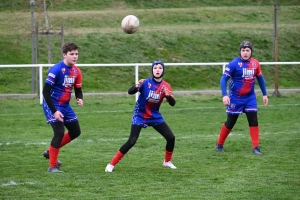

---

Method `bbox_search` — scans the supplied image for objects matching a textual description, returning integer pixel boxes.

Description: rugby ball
[121,15,139,34]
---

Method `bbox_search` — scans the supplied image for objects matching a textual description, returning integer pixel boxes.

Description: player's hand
[77,98,83,106]
[54,111,64,122]
[222,96,230,106]
[136,79,145,88]
[262,96,268,106]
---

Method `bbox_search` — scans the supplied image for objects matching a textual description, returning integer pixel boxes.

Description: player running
[42,42,83,172]
[105,60,177,172]
[215,41,268,155]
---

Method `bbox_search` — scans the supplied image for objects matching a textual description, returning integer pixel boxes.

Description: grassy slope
[0,1,299,93]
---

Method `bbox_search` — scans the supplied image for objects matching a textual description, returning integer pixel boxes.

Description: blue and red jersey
[132,78,173,125]
[45,61,82,107]
[222,57,263,98]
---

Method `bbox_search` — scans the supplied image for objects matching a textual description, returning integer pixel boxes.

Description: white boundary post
[135,64,139,101]
[39,65,43,104]
[222,63,226,73]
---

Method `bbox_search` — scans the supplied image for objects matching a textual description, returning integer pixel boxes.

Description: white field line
[0,104,299,116]
[1,181,37,187]
[0,131,298,146]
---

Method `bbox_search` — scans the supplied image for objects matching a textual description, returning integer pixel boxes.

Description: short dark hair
[62,42,78,54]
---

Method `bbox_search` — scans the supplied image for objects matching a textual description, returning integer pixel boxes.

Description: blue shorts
[226,96,257,115]
[132,115,164,128]
[43,100,78,124]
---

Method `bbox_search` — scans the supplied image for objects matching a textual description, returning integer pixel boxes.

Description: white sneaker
[105,163,115,172]
[163,161,177,169]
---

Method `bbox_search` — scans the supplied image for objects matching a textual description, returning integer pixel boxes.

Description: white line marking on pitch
[1,181,37,187]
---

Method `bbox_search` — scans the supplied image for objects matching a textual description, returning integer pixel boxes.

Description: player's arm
[256,75,267,96]
[220,74,230,96]
[74,87,83,106]
[42,83,57,113]
[166,95,176,106]
[128,79,145,95]
[128,85,138,94]
[164,86,176,106]
[220,74,231,105]
[74,87,83,99]
[257,75,268,106]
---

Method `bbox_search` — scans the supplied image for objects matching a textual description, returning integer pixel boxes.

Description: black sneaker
[47,166,63,173]
[43,150,63,166]
[253,146,262,155]
[215,143,225,152]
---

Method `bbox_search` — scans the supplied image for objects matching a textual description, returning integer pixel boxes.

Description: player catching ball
[215,41,268,155]
[105,60,177,172]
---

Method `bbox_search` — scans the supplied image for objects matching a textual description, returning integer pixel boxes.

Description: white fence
[0,62,300,104]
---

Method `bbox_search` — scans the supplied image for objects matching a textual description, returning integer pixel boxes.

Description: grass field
[1,93,300,199]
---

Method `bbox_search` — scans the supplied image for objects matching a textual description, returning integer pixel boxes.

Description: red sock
[110,150,124,166]
[249,126,259,148]
[217,124,231,145]
[164,150,173,162]
[60,132,72,148]
[49,145,60,168]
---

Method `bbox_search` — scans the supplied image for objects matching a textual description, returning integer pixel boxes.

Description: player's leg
[153,122,177,169]
[42,102,64,172]
[105,125,142,172]
[47,122,65,172]
[62,120,81,147]
[44,122,79,170]
[43,106,78,169]
[244,97,261,154]
[216,96,243,152]
[216,114,239,152]
[59,106,81,148]
[245,112,261,154]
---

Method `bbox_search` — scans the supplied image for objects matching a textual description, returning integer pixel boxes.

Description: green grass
[1,0,300,11]
[0,1,299,94]
[1,93,300,199]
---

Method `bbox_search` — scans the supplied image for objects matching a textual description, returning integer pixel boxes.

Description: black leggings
[225,112,258,129]
[50,121,81,148]
[119,122,175,154]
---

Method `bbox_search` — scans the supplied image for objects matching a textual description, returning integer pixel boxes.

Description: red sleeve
[74,66,82,88]
[164,82,174,98]
[252,58,262,77]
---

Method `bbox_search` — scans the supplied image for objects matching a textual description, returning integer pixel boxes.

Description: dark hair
[62,42,78,54]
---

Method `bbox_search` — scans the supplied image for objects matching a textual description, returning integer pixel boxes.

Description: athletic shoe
[105,163,115,172]
[43,150,62,167]
[163,161,177,169]
[215,143,225,152]
[47,166,63,173]
[253,146,262,155]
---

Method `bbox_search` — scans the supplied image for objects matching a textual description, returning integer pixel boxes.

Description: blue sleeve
[257,75,267,96]
[220,74,230,96]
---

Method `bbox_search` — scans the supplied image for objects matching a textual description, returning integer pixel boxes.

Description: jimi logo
[242,68,254,79]
[147,90,161,103]
[63,76,75,87]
